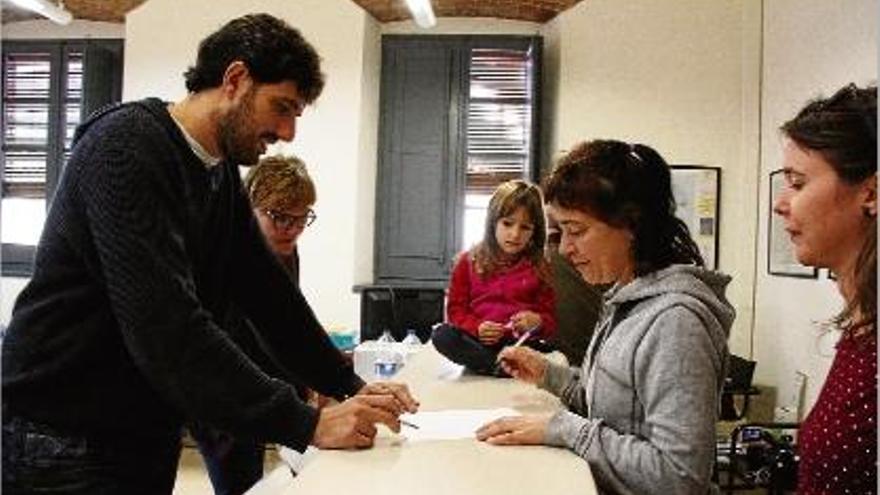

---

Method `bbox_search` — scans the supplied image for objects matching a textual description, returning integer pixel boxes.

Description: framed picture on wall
[767,170,818,278]
[670,165,720,270]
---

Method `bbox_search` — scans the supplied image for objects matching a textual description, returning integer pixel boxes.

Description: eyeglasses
[263,208,317,231]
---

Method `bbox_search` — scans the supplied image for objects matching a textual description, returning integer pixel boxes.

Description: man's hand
[311,395,401,449]
[475,414,551,445]
[478,321,505,345]
[358,381,420,413]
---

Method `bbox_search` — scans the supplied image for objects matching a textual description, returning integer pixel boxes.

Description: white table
[249,344,597,494]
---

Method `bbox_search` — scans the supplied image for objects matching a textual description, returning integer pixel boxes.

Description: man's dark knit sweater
[1,98,363,450]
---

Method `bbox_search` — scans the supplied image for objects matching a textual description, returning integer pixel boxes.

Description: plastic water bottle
[401,328,421,347]
[374,330,401,379]
[377,329,395,345]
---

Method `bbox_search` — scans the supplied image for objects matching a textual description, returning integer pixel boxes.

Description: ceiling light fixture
[7,0,73,25]
[403,0,436,28]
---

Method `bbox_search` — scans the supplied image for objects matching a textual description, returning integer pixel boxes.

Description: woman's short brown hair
[244,155,316,211]
[543,139,704,277]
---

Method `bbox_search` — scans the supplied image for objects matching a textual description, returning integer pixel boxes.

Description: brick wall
[3,0,582,26]
[350,0,583,23]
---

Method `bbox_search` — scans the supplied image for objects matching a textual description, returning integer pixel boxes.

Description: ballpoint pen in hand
[400,419,420,430]
[510,326,537,348]
[494,325,538,373]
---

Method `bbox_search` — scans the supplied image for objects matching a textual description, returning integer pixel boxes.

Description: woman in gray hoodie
[477,140,733,494]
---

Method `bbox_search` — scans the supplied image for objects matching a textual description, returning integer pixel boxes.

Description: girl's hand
[477,321,505,345]
[510,311,541,335]
[496,346,547,385]
[476,414,551,445]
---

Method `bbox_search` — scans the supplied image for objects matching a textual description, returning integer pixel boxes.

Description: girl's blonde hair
[244,154,316,210]
[471,179,549,280]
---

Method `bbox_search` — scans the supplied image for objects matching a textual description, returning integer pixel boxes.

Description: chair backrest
[546,251,605,365]
[360,287,444,343]
[725,354,756,390]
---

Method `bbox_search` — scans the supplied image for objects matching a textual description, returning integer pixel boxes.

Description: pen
[510,327,536,348]
[400,419,420,429]
[494,326,538,373]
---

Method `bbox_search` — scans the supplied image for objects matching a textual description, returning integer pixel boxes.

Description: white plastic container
[353,338,407,380]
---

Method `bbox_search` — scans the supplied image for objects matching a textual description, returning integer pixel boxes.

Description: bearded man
[2,14,417,495]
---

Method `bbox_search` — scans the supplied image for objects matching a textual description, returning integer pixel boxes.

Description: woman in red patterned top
[774,83,877,494]
[432,180,556,375]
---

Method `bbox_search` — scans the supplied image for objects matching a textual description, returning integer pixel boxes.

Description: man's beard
[217,89,263,165]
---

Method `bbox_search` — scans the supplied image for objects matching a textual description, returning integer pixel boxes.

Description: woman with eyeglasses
[190,155,319,495]
[247,155,318,284]
[773,84,876,495]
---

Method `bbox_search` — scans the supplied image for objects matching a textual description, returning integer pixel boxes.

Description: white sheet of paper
[400,408,518,442]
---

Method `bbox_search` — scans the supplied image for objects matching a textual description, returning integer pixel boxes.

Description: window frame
[1,38,122,277]
[373,35,542,285]
[461,41,543,249]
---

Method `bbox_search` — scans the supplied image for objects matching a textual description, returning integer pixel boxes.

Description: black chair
[358,286,445,343]
[720,354,760,421]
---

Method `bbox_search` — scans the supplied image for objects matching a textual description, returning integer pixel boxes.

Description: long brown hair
[781,83,877,337]
[471,180,550,281]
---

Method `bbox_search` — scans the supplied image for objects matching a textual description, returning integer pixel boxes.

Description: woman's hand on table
[496,346,547,385]
[475,414,551,445]
[358,381,420,414]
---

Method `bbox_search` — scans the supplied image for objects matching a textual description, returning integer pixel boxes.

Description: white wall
[0,277,26,326]
[550,0,763,357]
[753,0,877,414]
[125,0,379,330]
[353,15,382,287]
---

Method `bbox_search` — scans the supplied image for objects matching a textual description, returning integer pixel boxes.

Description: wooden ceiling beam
[3,0,584,25]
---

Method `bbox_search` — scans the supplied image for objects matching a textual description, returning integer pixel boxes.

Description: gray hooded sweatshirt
[542,265,733,495]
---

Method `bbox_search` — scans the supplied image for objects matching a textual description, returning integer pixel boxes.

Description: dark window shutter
[375,38,462,283]
[1,39,122,277]
[81,42,123,120]
[373,36,541,284]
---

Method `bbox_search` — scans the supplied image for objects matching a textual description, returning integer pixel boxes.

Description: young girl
[432,180,556,375]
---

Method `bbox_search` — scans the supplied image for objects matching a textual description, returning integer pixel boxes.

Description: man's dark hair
[184,13,325,103]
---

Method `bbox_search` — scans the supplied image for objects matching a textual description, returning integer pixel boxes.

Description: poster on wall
[767,170,818,278]
[670,166,720,270]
